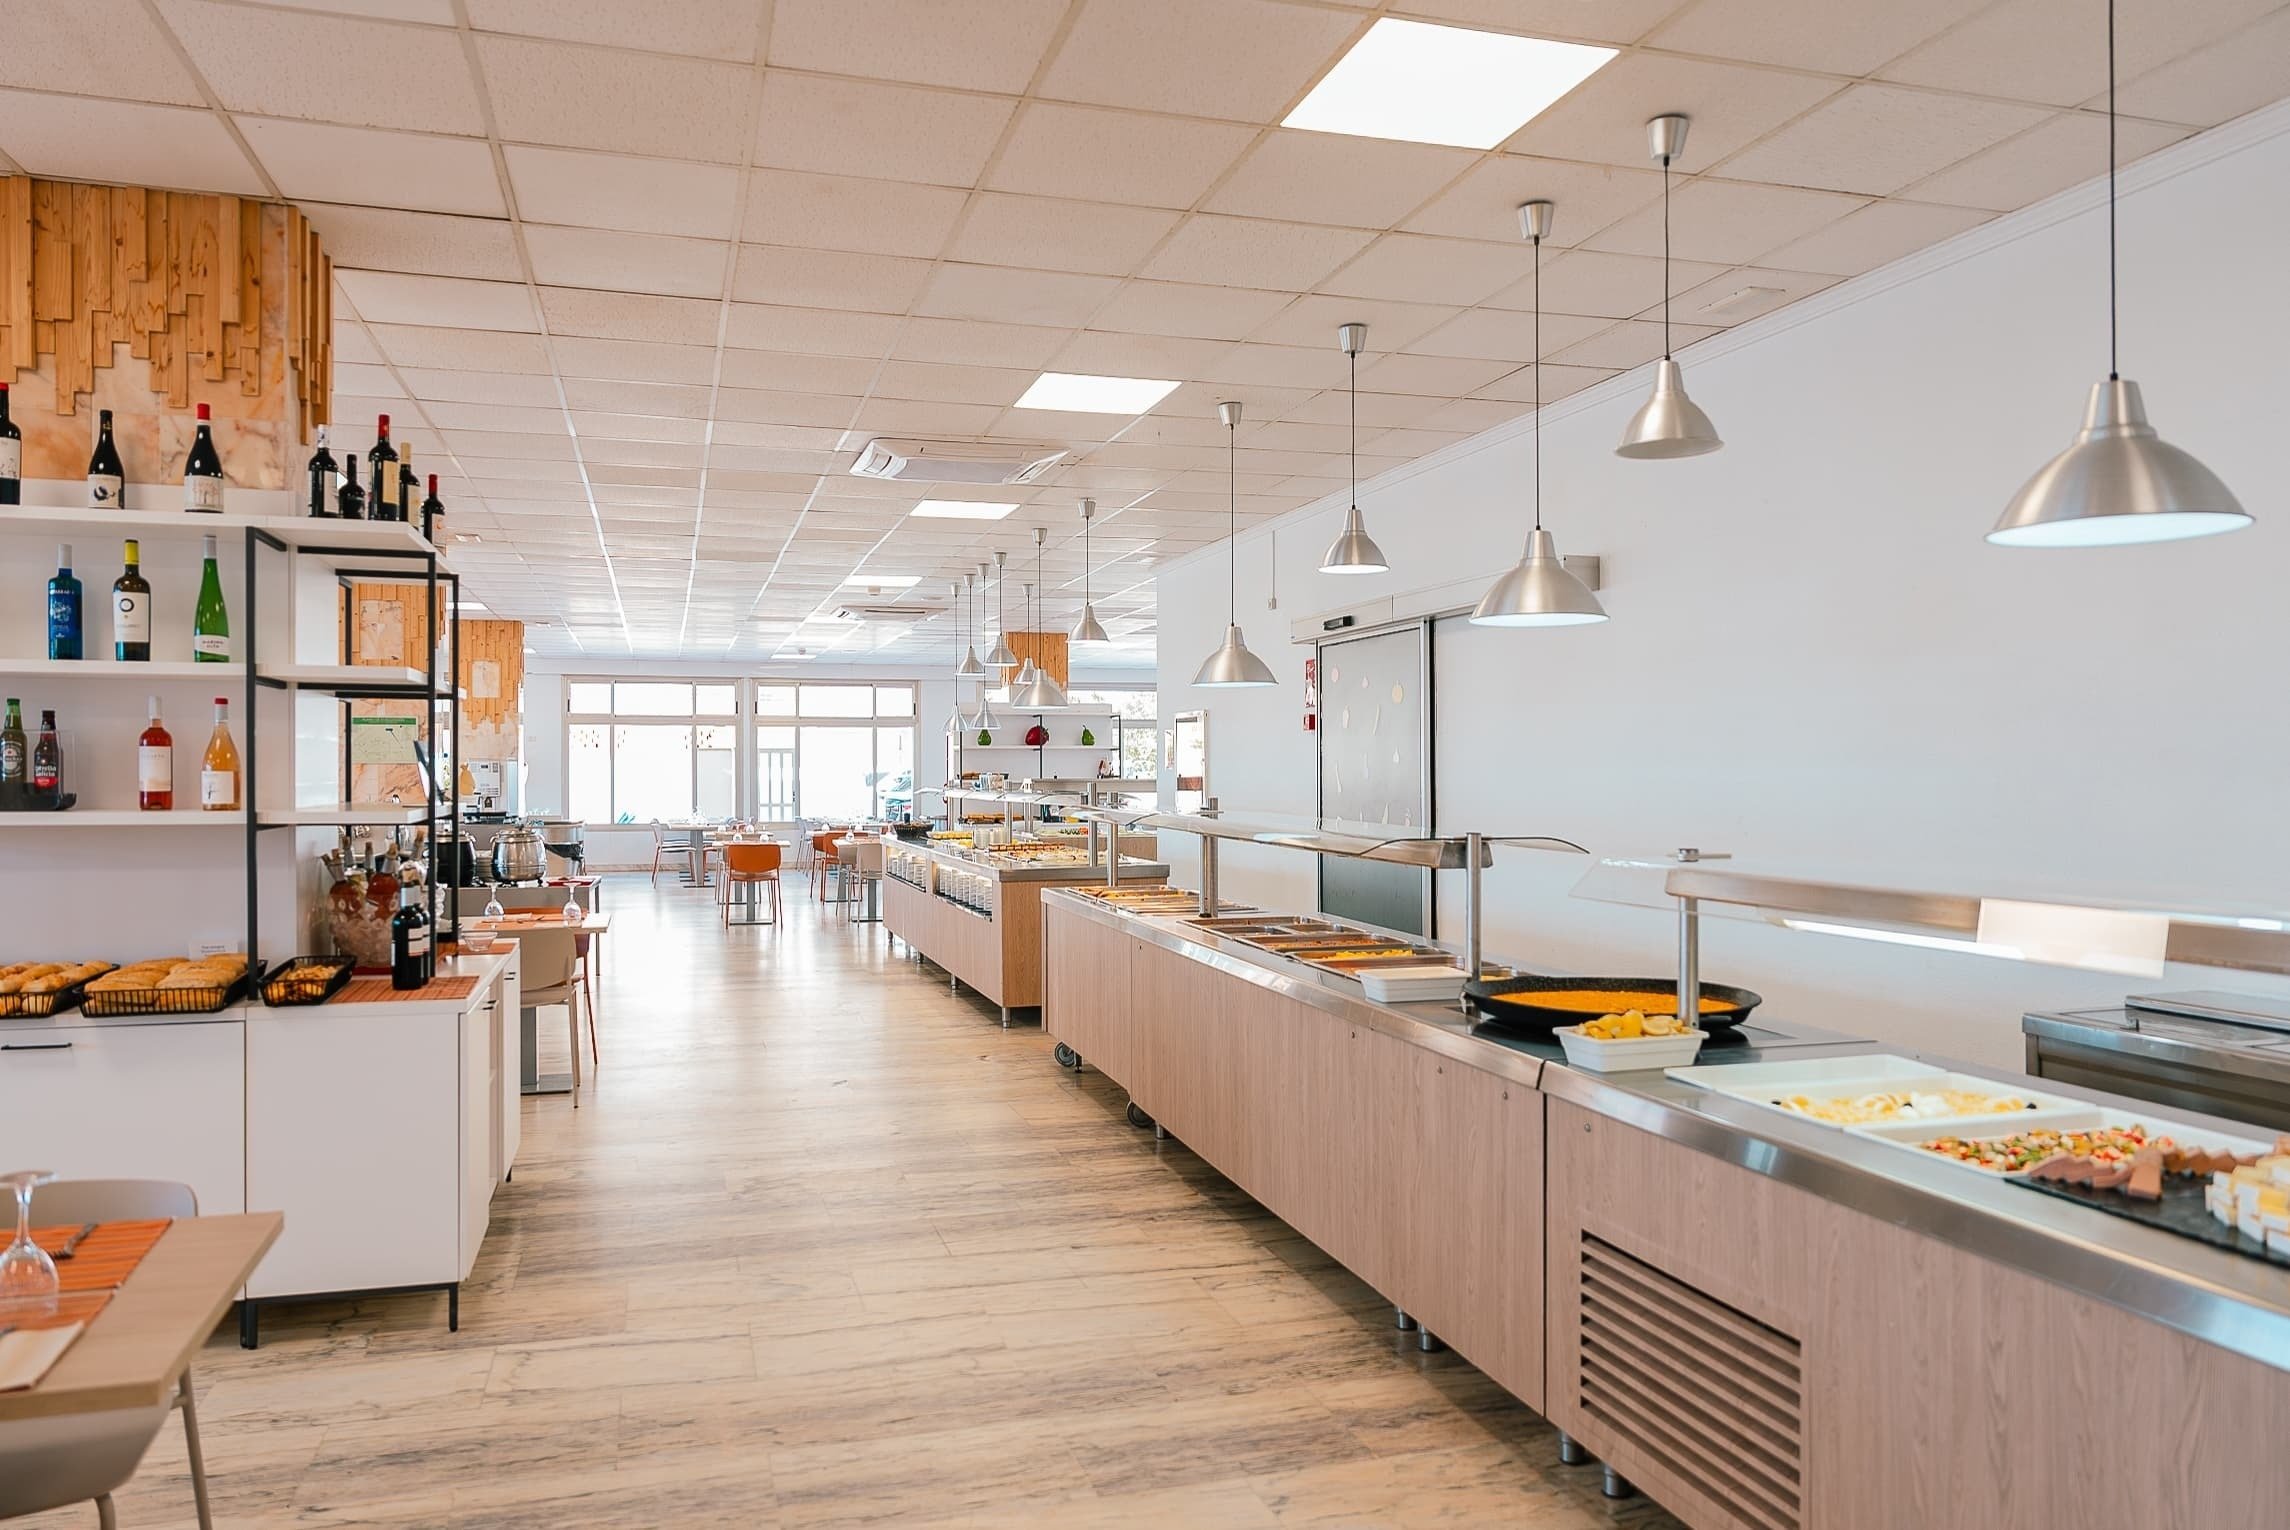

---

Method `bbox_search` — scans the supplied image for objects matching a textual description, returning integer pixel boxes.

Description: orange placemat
[31,1218,170,1294]
[474,912,559,927]
[332,975,480,1004]
[1,1291,112,1333]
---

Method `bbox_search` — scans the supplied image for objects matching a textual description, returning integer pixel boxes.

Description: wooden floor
[33,875,1685,1528]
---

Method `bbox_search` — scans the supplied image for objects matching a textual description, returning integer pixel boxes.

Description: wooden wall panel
[0,175,330,489]
[1001,631,1068,687]
[348,585,522,800]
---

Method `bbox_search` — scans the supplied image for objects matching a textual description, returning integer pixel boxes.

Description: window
[755,683,916,820]
[1067,688,1159,784]
[566,680,740,825]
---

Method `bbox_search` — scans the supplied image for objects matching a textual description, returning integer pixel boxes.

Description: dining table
[466,911,613,1097]
[0,1213,282,1423]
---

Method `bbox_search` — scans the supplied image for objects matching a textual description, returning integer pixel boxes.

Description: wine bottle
[194,533,230,663]
[87,408,124,508]
[338,453,365,520]
[137,697,172,811]
[199,696,240,812]
[368,413,400,522]
[421,473,444,544]
[47,544,82,661]
[390,880,433,990]
[0,699,25,786]
[397,443,418,529]
[0,381,20,506]
[184,402,225,512]
[113,539,151,662]
[31,710,58,794]
[307,426,338,517]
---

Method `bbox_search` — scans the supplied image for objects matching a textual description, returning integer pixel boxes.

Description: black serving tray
[2010,1174,2290,1270]
[1465,974,1763,1034]
[0,783,76,812]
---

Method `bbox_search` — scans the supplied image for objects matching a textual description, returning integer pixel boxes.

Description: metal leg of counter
[1394,1306,1417,1333]
[1554,1432,1591,1467]
[1600,1467,1635,1501]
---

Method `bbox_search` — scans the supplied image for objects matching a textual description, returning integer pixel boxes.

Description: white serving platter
[1851,1105,2277,1176]
[1666,1053,2083,1132]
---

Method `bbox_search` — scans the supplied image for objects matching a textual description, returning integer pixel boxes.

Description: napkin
[0,1322,86,1391]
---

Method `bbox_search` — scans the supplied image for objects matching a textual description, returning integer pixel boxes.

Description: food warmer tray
[2010,1174,2290,1269]
[1466,974,1764,1034]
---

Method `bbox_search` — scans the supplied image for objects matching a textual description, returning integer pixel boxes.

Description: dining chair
[844,839,885,924]
[5,1180,209,1530]
[517,928,590,1105]
[721,842,783,927]
[648,821,693,886]
[810,829,848,902]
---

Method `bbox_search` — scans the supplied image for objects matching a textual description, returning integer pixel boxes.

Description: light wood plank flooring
[28,875,1685,1528]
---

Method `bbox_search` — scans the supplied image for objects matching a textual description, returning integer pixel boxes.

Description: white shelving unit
[0,808,247,828]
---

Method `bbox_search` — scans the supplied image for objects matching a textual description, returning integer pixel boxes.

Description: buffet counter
[1042,888,2290,1529]
[883,836,1169,1023]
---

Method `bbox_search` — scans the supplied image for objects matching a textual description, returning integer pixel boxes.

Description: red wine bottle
[184,402,225,512]
[307,426,338,518]
[337,453,365,520]
[368,413,400,522]
[0,381,20,506]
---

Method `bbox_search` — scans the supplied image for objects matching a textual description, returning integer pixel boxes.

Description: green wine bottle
[194,534,229,663]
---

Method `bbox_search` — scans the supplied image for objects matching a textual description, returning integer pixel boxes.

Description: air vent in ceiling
[831,603,943,624]
[848,437,1066,486]
[1577,1232,1804,1530]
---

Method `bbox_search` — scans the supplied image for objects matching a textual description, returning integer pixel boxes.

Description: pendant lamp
[955,572,983,677]
[1010,594,1039,691]
[1070,498,1110,643]
[984,550,1018,670]
[1616,114,1722,459]
[1012,529,1071,708]
[1989,0,2248,547]
[1320,322,1389,574]
[1192,401,1279,688]
[1475,201,1608,628]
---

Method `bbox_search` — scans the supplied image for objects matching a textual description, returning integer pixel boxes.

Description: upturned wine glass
[0,1169,59,1307]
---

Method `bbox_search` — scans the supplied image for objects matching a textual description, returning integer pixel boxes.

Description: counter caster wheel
[1053,1042,1080,1070]
[1125,1100,1154,1130]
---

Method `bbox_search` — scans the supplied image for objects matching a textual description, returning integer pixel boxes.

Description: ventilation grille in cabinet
[1578,1233,1805,1530]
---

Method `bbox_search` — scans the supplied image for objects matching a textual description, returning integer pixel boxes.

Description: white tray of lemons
[1556,1009,1707,1072]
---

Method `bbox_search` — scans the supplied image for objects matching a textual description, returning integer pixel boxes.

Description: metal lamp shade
[1010,665,1069,709]
[1070,603,1109,644]
[1616,358,1722,459]
[1011,656,1038,688]
[1990,378,2250,547]
[984,635,1018,669]
[1469,528,1608,627]
[1319,504,1389,575]
[1192,623,1279,687]
[955,645,984,678]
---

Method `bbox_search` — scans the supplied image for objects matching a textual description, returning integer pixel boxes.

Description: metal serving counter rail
[1046,888,2290,1376]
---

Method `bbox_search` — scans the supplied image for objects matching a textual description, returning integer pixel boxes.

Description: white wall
[1155,104,2290,1069]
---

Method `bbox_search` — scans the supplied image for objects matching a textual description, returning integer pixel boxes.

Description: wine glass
[0,1169,59,1307]
[482,884,505,920]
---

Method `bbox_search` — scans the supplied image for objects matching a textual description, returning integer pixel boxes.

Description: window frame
[564,678,742,827]
[753,681,918,821]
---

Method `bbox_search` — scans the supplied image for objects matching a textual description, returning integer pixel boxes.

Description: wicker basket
[81,974,248,1018]
[0,967,112,1018]
[259,957,354,1008]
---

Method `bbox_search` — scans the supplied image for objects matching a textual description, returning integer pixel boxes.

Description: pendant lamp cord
[2107,0,2119,380]
[1227,416,1238,623]
[1348,345,1357,511]
[1660,150,1674,361]
[1532,227,1543,532]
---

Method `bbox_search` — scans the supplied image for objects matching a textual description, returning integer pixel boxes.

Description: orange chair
[723,841,784,926]
[810,830,847,902]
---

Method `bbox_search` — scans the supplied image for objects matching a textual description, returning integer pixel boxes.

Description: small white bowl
[458,932,501,955]
[1556,1025,1706,1073]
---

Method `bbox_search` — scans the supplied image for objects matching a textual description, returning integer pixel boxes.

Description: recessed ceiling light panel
[1013,372,1182,414]
[1283,18,1616,150]
[911,499,1020,520]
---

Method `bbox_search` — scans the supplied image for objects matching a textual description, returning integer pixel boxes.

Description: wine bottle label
[0,439,19,477]
[88,473,122,507]
[137,745,170,792]
[185,474,224,512]
[407,929,430,957]
[115,591,149,644]
[194,633,230,659]
[200,768,234,807]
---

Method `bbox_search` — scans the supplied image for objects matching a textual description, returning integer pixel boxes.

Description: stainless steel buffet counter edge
[1044,888,2290,1374]
[892,837,1171,884]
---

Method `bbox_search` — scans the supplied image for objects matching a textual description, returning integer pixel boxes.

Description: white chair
[517,927,591,1106]
[648,821,694,885]
[3,1179,210,1530]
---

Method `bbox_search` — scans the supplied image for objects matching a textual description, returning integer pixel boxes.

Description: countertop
[1045,888,2290,1374]
[889,835,1170,885]
[0,949,514,1031]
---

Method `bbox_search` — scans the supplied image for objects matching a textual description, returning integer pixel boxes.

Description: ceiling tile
[238,118,507,218]
[1087,280,1292,340]
[504,145,741,237]
[1759,199,1995,277]
[552,336,719,384]
[563,379,713,416]
[1204,130,1477,228]
[1715,85,2053,196]
[1388,0,1687,46]
[0,0,202,104]
[1880,0,2281,109]
[1484,246,1729,318]
[476,34,754,163]
[2115,9,2290,127]
[1037,0,1362,122]
[987,102,1257,208]
[1896,111,2189,213]
[154,0,485,134]
[466,0,764,61]
[1052,331,1235,378]
[914,264,1124,328]
[331,324,384,365]
[329,362,403,398]
[335,270,541,331]
[1581,178,1868,264]
[945,194,1182,277]
[1246,293,1457,350]
[1549,318,1720,370]
[1316,232,1538,306]
[1406,305,1611,361]
[1468,361,1617,403]
[732,245,932,311]
[889,317,1070,369]
[572,411,708,444]
[524,226,730,299]
[1659,266,1841,327]
[766,0,1067,93]
[425,400,569,434]
[1647,0,1990,75]
[371,324,554,373]
[717,350,881,394]
[1505,53,1843,171]
[539,287,722,345]
[754,72,1015,188]
[397,369,565,407]
[874,360,1036,406]
[294,205,521,280]
[740,171,969,256]
[0,93,264,193]
[1399,154,1663,247]
[724,304,901,358]
[1356,352,1515,396]
[1140,214,1375,290]
[715,388,861,429]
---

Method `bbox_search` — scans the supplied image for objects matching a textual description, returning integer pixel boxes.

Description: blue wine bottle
[47,543,82,661]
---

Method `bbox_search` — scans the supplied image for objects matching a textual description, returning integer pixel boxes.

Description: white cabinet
[495,951,520,1183]
[0,1018,245,1215]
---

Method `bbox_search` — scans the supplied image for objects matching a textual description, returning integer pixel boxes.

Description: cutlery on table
[52,1222,98,1260]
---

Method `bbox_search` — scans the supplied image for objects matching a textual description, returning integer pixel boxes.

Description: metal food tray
[1467,975,1764,1034]
[82,974,248,1017]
